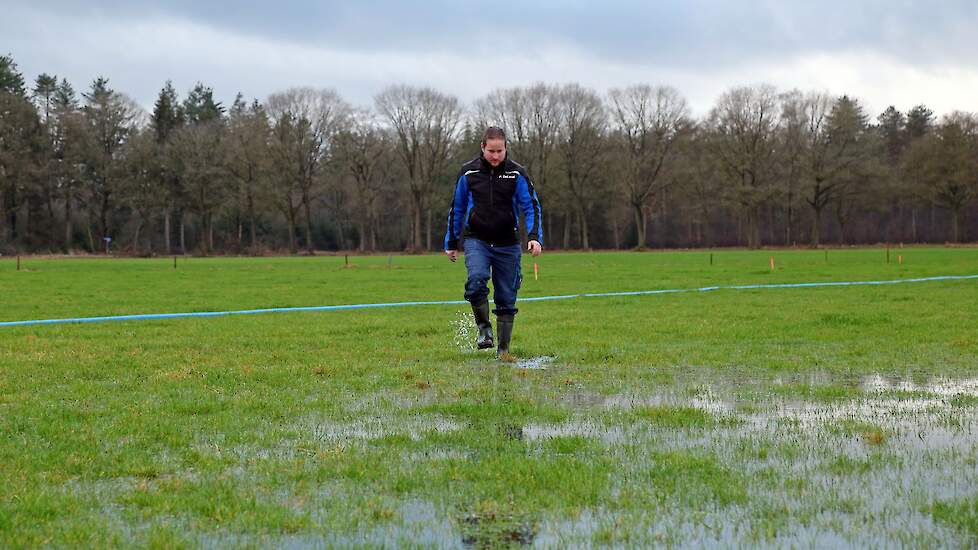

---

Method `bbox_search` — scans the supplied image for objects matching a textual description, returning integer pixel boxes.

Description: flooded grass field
[2,248,977,547]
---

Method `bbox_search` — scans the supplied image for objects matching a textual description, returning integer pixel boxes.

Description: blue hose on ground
[2,274,976,328]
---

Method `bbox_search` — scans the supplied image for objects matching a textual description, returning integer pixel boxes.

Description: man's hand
[445,249,458,262]
[527,240,542,257]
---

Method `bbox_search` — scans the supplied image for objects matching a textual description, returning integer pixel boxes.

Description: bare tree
[120,129,160,254]
[551,84,608,249]
[776,90,810,246]
[268,111,307,254]
[8,66,978,254]
[906,112,978,242]
[334,109,392,252]
[475,87,530,146]
[170,121,227,254]
[375,85,461,250]
[706,85,781,248]
[675,126,724,247]
[475,83,560,243]
[226,96,271,254]
[608,85,691,248]
[793,93,870,246]
[267,87,351,253]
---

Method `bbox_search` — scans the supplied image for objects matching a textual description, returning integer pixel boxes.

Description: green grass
[1,247,978,547]
[930,498,978,539]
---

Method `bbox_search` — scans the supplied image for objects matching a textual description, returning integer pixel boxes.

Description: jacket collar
[479,154,509,173]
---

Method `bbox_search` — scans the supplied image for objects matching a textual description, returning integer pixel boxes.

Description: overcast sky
[5,1,978,118]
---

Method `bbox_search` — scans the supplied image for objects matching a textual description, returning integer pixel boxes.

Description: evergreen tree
[32,74,58,126]
[54,78,78,112]
[81,76,141,250]
[170,83,228,254]
[876,106,906,164]
[0,54,40,248]
[151,80,183,143]
[906,105,935,140]
[151,81,186,254]
[51,78,84,251]
[183,82,224,126]
[901,104,936,241]
[0,54,27,97]
[824,96,873,243]
[31,73,64,245]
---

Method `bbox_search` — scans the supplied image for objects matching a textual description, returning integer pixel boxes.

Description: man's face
[481,138,506,167]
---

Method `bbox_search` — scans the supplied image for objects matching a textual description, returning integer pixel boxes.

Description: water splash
[452,309,477,352]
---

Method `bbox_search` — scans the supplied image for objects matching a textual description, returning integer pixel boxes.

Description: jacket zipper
[488,168,495,246]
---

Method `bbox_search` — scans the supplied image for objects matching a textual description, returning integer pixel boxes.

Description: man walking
[444,127,543,358]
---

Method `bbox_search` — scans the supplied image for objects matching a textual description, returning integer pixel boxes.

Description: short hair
[481,126,507,146]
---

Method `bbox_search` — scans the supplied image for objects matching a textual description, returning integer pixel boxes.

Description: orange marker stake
[533,262,539,281]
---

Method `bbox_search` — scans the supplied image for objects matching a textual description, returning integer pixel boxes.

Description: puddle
[67,373,978,548]
[603,388,732,417]
[345,390,440,414]
[403,448,471,462]
[929,377,978,397]
[308,414,463,443]
[536,502,960,549]
[688,386,733,416]
[523,419,627,445]
[63,477,141,500]
[539,373,978,546]
[514,355,555,370]
[324,499,459,549]
[863,375,978,398]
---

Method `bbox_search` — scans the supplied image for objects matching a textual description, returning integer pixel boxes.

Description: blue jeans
[463,238,522,316]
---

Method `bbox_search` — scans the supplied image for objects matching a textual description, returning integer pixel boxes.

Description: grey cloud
[4,0,978,117]
[16,0,978,69]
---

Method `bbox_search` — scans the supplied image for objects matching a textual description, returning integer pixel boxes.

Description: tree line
[1,54,976,255]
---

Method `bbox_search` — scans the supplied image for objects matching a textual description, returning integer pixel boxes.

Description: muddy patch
[460,510,536,548]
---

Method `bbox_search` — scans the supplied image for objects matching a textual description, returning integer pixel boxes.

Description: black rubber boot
[496,314,514,359]
[471,300,494,349]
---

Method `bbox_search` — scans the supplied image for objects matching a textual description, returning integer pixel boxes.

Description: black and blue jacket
[444,155,543,250]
